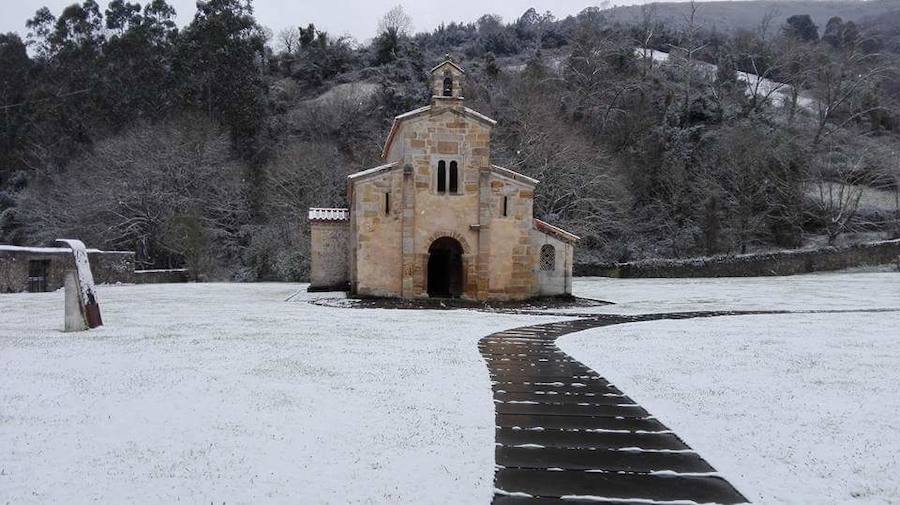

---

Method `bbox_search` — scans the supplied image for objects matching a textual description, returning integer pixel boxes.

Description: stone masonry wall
[0,248,134,293]
[575,240,900,278]
[530,230,574,296]
[309,220,351,291]
[351,169,403,297]
[487,174,536,299]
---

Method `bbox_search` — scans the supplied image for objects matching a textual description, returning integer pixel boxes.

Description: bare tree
[634,4,659,77]
[277,27,299,54]
[666,1,709,123]
[807,147,874,245]
[810,47,890,146]
[496,81,630,241]
[564,27,644,134]
[18,115,247,276]
[377,5,412,37]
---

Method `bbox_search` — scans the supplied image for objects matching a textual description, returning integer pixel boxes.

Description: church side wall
[487,175,536,300]
[309,221,350,291]
[352,171,403,297]
[530,230,574,296]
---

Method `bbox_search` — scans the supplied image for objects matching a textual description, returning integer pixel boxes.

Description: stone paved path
[480,313,754,505]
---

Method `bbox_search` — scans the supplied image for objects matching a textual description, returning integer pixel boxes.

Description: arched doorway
[427,237,464,298]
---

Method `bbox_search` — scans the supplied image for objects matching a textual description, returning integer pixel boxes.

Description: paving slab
[496,468,746,503]
[495,392,636,405]
[496,446,715,473]
[495,402,650,418]
[496,428,690,450]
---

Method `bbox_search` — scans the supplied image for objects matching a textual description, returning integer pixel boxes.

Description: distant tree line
[0,0,898,279]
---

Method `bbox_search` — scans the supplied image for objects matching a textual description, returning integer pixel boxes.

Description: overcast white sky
[1,0,643,43]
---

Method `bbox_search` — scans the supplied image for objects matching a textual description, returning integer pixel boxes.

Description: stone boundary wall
[575,240,900,278]
[134,269,189,284]
[88,251,135,285]
[0,247,135,293]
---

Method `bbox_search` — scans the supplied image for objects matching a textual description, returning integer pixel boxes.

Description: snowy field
[561,273,900,505]
[1,272,898,504]
[0,283,568,504]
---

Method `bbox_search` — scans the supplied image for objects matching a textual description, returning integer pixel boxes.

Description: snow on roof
[395,105,432,121]
[430,59,466,75]
[308,208,350,222]
[463,107,497,125]
[0,245,129,255]
[347,162,399,181]
[533,219,580,243]
[0,245,71,254]
[491,164,539,186]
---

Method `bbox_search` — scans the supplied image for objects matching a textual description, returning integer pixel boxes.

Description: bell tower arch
[430,54,465,104]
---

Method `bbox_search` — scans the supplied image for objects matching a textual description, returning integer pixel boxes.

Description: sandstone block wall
[530,230,574,296]
[487,175,536,300]
[309,221,351,291]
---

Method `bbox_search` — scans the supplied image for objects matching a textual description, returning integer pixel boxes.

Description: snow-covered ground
[0,283,568,504]
[563,273,900,504]
[2,273,897,504]
[570,272,899,313]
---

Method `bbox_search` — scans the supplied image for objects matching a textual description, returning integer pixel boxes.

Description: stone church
[308,58,578,301]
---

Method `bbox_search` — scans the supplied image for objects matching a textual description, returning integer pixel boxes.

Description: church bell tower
[430,54,465,106]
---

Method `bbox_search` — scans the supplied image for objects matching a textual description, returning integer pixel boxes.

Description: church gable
[382,106,496,162]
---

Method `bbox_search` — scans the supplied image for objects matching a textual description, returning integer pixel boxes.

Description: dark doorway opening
[427,237,463,298]
[27,260,50,293]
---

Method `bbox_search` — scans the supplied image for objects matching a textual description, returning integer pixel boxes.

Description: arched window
[540,244,556,271]
[443,76,453,97]
[502,196,509,217]
[448,161,458,193]
[437,161,446,193]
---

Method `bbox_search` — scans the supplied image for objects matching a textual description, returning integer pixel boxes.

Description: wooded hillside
[1,0,898,280]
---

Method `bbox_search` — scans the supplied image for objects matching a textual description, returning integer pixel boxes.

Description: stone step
[496,446,715,473]
[491,365,596,376]
[493,496,657,505]
[493,382,623,396]
[496,414,666,432]
[496,428,690,451]
[491,374,605,382]
[495,402,648,418]
[494,468,748,504]
[495,391,635,406]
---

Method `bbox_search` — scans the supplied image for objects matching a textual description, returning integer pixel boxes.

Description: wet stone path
[480,314,751,505]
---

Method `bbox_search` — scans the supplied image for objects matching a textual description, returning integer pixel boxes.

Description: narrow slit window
[502,196,508,217]
[437,161,446,193]
[449,161,458,193]
[443,76,453,96]
[385,192,390,215]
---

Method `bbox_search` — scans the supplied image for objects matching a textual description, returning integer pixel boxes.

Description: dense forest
[0,0,898,280]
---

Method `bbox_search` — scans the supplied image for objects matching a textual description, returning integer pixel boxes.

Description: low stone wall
[309,220,350,292]
[0,246,135,293]
[575,240,900,278]
[134,269,189,284]
[89,251,135,285]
